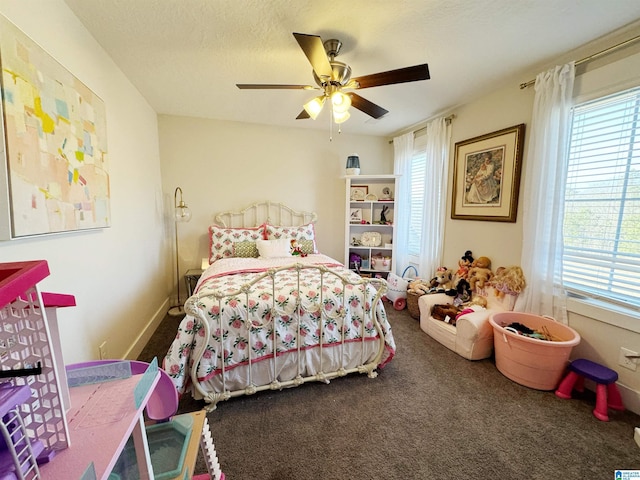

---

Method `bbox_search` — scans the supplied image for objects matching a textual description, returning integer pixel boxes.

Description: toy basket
[386,266,418,310]
[407,291,422,319]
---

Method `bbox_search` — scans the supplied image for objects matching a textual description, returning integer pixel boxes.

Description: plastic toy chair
[65,359,179,422]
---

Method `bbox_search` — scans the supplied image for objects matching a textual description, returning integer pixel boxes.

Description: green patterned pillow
[233,241,259,258]
[298,239,315,255]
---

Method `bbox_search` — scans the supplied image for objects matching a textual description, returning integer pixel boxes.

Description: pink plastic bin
[489,312,581,390]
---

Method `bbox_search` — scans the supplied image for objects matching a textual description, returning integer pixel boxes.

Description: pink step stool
[555,358,624,421]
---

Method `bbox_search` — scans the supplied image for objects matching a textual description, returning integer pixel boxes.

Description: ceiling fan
[236,33,430,125]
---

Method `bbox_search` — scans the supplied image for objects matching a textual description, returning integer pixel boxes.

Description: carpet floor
[139,305,640,479]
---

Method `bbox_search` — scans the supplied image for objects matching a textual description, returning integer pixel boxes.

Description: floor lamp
[168,187,191,317]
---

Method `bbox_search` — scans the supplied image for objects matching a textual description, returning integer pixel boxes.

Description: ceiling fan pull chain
[329,108,333,141]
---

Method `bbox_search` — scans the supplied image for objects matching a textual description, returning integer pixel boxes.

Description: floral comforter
[164,254,396,394]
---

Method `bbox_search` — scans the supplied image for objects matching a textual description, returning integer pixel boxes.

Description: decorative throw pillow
[209,224,266,262]
[256,238,292,258]
[233,241,259,258]
[297,239,315,255]
[265,223,317,253]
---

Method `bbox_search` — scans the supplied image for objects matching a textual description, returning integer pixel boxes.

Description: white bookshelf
[344,175,399,278]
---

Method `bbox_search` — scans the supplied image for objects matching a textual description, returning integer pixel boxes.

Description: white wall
[158,115,392,285]
[0,1,168,364]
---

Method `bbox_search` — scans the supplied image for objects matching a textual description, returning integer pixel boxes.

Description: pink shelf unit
[0,261,74,453]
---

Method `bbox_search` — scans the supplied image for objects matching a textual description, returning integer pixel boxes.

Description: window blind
[563,86,640,310]
[407,151,426,257]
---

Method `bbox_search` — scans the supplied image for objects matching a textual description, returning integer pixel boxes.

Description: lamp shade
[175,204,192,222]
[333,109,351,124]
[303,96,326,120]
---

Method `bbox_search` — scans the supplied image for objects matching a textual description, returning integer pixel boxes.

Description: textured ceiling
[63,0,640,137]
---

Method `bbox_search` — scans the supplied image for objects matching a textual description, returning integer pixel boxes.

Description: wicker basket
[407,292,422,319]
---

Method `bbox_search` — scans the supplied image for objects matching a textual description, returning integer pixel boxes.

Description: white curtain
[394,116,450,278]
[515,62,575,321]
[393,132,414,274]
[419,117,450,278]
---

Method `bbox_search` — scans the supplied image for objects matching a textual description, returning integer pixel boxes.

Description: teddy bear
[407,278,431,295]
[467,256,493,290]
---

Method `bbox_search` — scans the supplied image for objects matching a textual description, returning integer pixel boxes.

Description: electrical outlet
[618,347,638,371]
[99,341,108,360]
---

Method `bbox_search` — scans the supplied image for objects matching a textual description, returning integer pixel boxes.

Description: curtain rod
[519,33,640,89]
[388,114,456,143]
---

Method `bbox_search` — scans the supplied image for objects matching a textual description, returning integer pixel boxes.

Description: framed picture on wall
[451,124,525,222]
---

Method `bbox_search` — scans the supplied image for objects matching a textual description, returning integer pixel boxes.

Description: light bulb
[175,204,192,222]
[331,91,351,113]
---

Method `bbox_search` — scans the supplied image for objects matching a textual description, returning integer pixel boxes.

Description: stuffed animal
[430,304,461,323]
[467,295,488,308]
[429,267,455,293]
[453,296,488,325]
[452,278,472,305]
[290,239,308,257]
[454,250,474,282]
[468,256,493,290]
[407,278,431,295]
[490,265,526,298]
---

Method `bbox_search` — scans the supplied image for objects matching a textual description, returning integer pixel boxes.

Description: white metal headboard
[215,201,318,228]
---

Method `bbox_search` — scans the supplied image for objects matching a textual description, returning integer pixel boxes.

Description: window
[563,87,640,310]
[407,149,426,258]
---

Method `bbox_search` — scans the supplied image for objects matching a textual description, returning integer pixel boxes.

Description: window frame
[562,85,640,315]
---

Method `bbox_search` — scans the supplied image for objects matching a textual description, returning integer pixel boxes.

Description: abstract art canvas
[0,15,109,239]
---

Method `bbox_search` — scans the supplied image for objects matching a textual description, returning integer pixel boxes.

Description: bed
[164,201,396,410]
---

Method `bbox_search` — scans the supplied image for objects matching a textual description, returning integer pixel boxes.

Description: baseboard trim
[618,381,640,416]
[123,299,170,361]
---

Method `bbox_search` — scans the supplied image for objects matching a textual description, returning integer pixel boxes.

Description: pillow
[296,239,315,255]
[233,241,259,258]
[209,224,266,262]
[265,223,317,253]
[256,238,292,259]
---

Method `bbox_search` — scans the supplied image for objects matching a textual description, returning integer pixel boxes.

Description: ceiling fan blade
[293,33,333,79]
[352,64,430,89]
[296,110,310,120]
[236,84,316,90]
[348,93,389,119]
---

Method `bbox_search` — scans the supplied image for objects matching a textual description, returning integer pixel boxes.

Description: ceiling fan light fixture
[331,91,351,113]
[303,95,326,120]
[333,109,351,124]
